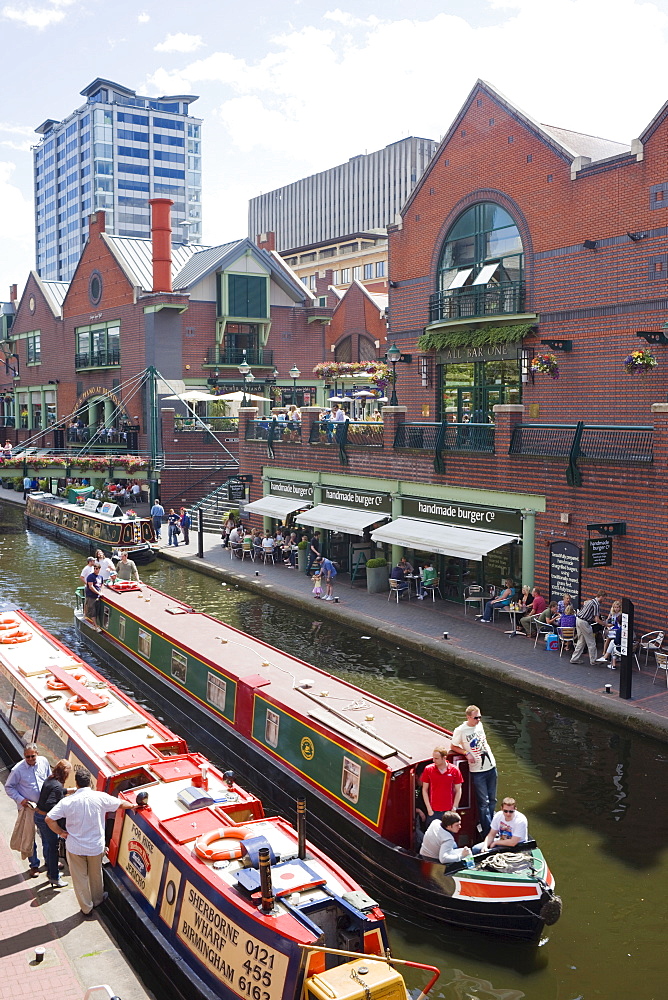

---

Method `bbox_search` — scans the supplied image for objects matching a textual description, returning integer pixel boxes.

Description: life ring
[47,672,87,691]
[0,620,19,631]
[66,694,109,712]
[0,630,32,644]
[194,826,253,862]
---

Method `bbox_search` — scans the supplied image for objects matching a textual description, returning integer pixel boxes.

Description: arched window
[436,203,524,318]
[358,336,377,363]
[334,337,352,362]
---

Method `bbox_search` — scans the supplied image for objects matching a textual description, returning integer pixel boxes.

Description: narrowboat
[0,602,439,1000]
[75,582,562,942]
[25,488,155,563]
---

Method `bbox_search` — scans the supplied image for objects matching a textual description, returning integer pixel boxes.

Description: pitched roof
[31,272,69,318]
[103,235,211,291]
[172,241,243,289]
[540,124,630,161]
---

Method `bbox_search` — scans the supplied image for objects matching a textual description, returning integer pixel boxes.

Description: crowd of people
[149,500,191,545]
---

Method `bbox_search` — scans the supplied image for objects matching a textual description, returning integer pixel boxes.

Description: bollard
[258,847,275,914]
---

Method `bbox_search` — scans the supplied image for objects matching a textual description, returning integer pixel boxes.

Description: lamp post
[289,364,301,406]
[386,342,401,406]
[238,352,252,406]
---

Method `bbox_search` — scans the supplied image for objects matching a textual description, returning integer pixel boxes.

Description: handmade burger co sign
[403,497,522,535]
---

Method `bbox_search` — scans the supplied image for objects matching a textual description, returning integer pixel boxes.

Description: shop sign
[269,479,314,501]
[549,540,581,607]
[323,486,392,513]
[436,343,519,364]
[227,478,246,502]
[403,497,522,534]
[586,537,612,568]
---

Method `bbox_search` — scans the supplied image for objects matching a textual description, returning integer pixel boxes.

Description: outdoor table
[496,606,521,636]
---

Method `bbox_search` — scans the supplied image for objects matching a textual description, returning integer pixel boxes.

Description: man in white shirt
[479,797,529,850]
[5,744,50,875]
[451,704,498,836]
[79,556,96,584]
[46,769,134,916]
[419,812,472,864]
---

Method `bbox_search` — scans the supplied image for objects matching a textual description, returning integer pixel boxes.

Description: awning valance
[296,504,390,536]
[244,496,312,519]
[370,517,519,561]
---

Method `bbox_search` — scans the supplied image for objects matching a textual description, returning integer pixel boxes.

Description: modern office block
[248,137,438,252]
[34,78,202,281]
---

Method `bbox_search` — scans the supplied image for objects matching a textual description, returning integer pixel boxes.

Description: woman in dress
[34,759,72,888]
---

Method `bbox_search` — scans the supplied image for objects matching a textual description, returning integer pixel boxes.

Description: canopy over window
[244,496,312,519]
[371,517,519,560]
[297,504,390,536]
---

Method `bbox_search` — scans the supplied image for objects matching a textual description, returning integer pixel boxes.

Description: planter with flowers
[530,353,560,379]
[624,349,658,375]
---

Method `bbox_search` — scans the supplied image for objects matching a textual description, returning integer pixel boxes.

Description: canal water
[1,504,665,999]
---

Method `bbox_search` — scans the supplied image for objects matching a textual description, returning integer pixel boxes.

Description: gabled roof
[333,279,388,317]
[172,241,243,289]
[103,235,211,291]
[540,124,629,161]
[269,250,315,303]
[31,271,68,318]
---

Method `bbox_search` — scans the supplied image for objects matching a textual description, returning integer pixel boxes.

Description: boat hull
[25,509,155,563]
[79,616,552,941]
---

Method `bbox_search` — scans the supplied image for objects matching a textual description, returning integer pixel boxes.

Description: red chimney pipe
[149,199,173,293]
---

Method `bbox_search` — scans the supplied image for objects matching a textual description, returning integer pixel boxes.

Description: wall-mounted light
[583,239,598,250]
[627,231,648,242]
[419,355,433,388]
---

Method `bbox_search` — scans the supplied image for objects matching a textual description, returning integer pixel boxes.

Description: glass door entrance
[440,360,521,422]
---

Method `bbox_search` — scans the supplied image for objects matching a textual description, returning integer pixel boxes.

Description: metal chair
[534,618,556,649]
[262,547,276,564]
[422,576,442,602]
[557,626,575,656]
[388,578,410,602]
[653,651,668,686]
[523,613,544,637]
[639,631,664,665]
[241,538,254,561]
[463,585,485,616]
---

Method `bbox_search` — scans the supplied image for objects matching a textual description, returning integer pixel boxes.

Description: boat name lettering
[187,887,240,946]
[181,919,236,981]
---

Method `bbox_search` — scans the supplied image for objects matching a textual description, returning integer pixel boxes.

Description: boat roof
[102,585,449,772]
[29,492,148,522]
[0,606,368,939]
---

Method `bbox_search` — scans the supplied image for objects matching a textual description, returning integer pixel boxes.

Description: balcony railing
[246,419,301,443]
[429,280,525,323]
[345,422,384,447]
[509,424,654,462]
[205,347,274,367]
[75,348,120,369]
[174,416,239,433]
[394,422,495,452]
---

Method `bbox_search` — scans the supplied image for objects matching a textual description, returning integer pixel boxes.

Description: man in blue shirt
[5,743,50,876]
[317,556,337,601]
[150,499,165,540]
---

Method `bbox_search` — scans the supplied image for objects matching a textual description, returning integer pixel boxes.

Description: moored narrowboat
[25,489,155,563]
[75,582,562,942]
[0,603,438,1000]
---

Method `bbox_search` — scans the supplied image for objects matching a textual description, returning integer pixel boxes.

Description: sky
[2,0,668,299]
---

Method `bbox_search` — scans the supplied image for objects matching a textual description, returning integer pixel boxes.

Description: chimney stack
[9,285,17,304]
[257,231,276,252]
[149,199,174,293]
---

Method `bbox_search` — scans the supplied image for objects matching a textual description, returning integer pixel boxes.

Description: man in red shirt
[530,587,547,615]
[421,746,463,821]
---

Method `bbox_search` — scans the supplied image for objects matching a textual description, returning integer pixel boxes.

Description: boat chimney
[258,847,275,914]
[224,769,235,789]
[149,198,173,293]
[297,796,306,860]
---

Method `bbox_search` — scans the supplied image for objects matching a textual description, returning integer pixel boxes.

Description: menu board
[549,541,581,607]
[586,537,612,568]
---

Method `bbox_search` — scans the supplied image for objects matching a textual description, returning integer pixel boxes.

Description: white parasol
[327,396,352,403]
[163,389,219,402]
[216,390,271,403]
[353,389,377,398]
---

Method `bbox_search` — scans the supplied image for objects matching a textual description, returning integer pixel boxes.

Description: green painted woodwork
[228,274,267,319]
[418,322,535,352]
[251,696,387,828]
[103,605,237,724]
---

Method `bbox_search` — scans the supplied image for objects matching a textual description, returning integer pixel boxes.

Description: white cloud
[137,11,149,22]
[323,8,381,27]
[2,0,74,29]
[0,162,34,295]
[154,32,204,54]
[1,139,32,151]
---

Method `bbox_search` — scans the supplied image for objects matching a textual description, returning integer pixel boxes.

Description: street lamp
[289,364,301,405]
[386,342,401,406]
[238,351,252,406]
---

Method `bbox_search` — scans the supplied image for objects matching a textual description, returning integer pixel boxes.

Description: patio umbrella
[353,390,377,398]
[327,396,351,403]
[163,389,218,402]
[216,390,271,403]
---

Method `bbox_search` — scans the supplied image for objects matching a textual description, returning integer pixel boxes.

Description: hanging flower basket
[530,353,560,379]
[624,349,657,375]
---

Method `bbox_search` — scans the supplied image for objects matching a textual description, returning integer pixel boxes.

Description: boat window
[70,515,79,531]
[33,716,68,765]
[7,686,36,743]
[206,673,227,711]
[265,709,279,747]
[102,606,111,629]
[0,670,15,724]
[341,758,361,804]
[141,523,153,542]
[118,616,126,640]
[107,767,155,795]
[171,650,187,683]
[122,526,133,543]
[92,522,101,538]
[138,629,151,658]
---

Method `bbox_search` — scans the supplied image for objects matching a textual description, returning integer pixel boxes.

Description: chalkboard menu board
[586,537,612,568]
[227,478,246,502]
[549,541,581,609]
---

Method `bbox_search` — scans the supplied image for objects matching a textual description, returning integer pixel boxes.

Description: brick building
[238,81,668,629]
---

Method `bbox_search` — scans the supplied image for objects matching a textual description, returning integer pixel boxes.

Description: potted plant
[624,348,657,374]
[297,538,309,573]
[365,556,389,593]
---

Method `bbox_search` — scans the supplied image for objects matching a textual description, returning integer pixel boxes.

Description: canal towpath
[3,485,668,742]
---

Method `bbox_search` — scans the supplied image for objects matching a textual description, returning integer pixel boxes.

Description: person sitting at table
[519,584,533,613]
[417,561,437,599]
[228,525,242,557]
[399,556,414,575]
[419,812,472,864]
[557,591,576,614]
[477,579,515,622]
[518,587,547,635]
[261,533,276,560]
[525,601,560,635]
[389,562,409,596]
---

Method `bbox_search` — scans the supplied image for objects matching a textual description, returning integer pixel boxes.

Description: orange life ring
[0,630,32,644]
[0,620,19,631]
[46,672,87,691]
[66,694,109,712]
[194,826,253,862]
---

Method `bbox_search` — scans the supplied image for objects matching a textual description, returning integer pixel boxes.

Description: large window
[227,274,267,318]
[75,321,120,368]
[26,332,41,364]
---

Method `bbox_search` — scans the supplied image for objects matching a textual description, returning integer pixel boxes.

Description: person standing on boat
[5,743,51,877]
[46,769,134,918]
[35,759,72,889]
[167,508,181,546]
[95,549,116,584]
[79,556,96,584]
[421,747,463,821]
[419,812,472,864]
[116,551,140,583]
[451,705,497,836]
[150,499,165,541]
[84,563,104,632]
[478,798,529,850]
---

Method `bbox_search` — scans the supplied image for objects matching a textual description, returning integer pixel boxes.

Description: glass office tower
[34,78,202,281]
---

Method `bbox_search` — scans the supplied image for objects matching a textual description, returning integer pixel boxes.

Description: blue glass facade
[34,79,202,280]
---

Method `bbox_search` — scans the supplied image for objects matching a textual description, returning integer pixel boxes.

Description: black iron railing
[394,422,494,452]
[309,419,349,465]
[205,346,274,367]
[345,422,384,447]
[428,280,524,322]
[174,416,239,432]
[74,348,120,369]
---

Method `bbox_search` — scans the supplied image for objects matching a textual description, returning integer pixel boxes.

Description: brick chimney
[9,285,17,305]
[257,231,276,251]
[88,210,106,235]
[149,198,174,293]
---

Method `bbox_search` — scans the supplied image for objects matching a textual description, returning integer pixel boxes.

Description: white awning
[371,517,519,560]
[472,262,499,285]
[446,267,473,289]
[244,496,312,519]
[296,504,390,536]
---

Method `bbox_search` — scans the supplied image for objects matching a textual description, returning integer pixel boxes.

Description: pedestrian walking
[5,743,50,877]
[571,590,607,665]
[179,507,191,544]
[46,769,134,917]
